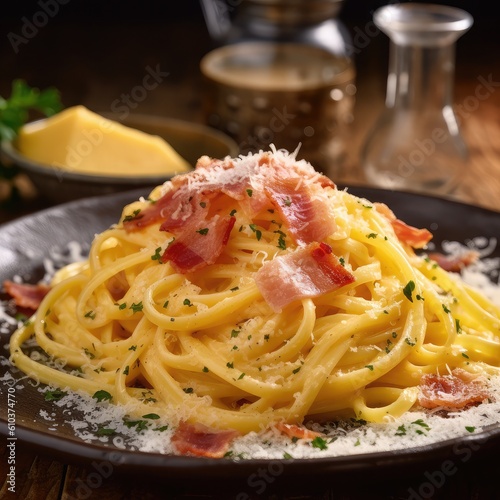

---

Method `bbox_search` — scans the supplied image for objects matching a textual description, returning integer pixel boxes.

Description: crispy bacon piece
[418,369,490,410]
[123,152,337,248]
[255,242,355,312]
[161,216,236,273]
[265,176,337,245]
[275,422,323,440]
[375,202,432,249]
[428,251,479,273]
[3,280,50,312]
[171,421,239,458]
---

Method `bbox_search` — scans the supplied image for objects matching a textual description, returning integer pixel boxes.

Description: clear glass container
[362,3,473,194]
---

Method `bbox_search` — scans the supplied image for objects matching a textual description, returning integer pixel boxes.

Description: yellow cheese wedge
[17,105,191,176]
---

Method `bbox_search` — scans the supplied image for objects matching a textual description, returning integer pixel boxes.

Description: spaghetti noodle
[8,149,500,441]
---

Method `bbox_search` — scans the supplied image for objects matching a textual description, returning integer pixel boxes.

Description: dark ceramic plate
[1,187,500,489]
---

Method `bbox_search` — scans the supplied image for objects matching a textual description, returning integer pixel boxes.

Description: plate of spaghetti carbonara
[1,149,500,481]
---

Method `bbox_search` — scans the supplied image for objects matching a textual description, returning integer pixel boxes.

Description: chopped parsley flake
[226,362,234,369]
[311,436,328,450]
[249,224,262,240]
[230,209,237,216]
[44,389,67,402]
[283,197,292,207]
[123,209,141,222]
[465,426,476,433]
[367,233,378,239]
[129,345,137,351]
[118,303,127,310]
[293,367,301,374]
[93,390,112,402]
[442,304,451,314]
[365,365,374,371]
[238,372,245,380]
[196,227,209,235]
[396,424,407,436]
[277,233,286,250]
[129,302,143,313]
[142,413,160,420]
[183,387,194,394]
[123,365,129,376]
[151,247,163,261]
[456,318,462,333]
[84,310,96,320]
[84,348,95,359]
[231,329,240,338]
[246,188,253,197]
[405,338,416,347]
[183,298,193,307]
[96,427,116,436]
[202,366,209,373]
[403,280,416,302]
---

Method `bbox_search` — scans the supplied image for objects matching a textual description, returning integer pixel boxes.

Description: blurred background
[0,0,498,206]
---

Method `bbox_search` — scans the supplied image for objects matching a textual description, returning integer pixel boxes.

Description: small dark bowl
[1,114,239,204]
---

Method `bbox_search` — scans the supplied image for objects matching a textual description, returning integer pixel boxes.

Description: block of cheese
[17,105,191,176]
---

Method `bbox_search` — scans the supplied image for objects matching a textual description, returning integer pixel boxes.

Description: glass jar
[361,3,473,194]
[200,0,356,175]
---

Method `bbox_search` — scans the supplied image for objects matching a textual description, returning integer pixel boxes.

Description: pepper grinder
[361,3,473,194]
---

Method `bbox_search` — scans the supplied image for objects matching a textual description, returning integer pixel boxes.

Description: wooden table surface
[1,3,499,499]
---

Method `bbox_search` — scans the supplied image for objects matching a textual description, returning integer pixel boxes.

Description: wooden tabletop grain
[1,6,499,500]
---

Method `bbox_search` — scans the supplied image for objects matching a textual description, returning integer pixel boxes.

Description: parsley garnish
[118,302,127,310]
[367,233,377,239]
[183,298,193,307]
[292,367,301,374]
[93,390,112,402]
[465,426,476,433]
[142,413,160,420]
[129,345,137,351]
[365,365,374,371]
[123,365,129,376]
[129,302,143,313]
[311,436,328,450]
[44,389,67,402]
[202,366,209,373]
[84,347,95,359]
[123,209,141,222]
[442,304,451,314]
[183,387,194,394]
[246,188,253,197]
[238,372,245,380]
[151,247,163,261]
[84,310,96,320]
[226,362,234,369]
[196,228,209,235]
[456,318,462,333]
[96,427,116,436]
[405,338,416,347]
[230,209,237,216]
[231,329,240,338]
[396,424,407,436]
[249,224,262,240]
[403,280,416,302]
[283,197,292,207]
[276,230,286,250]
